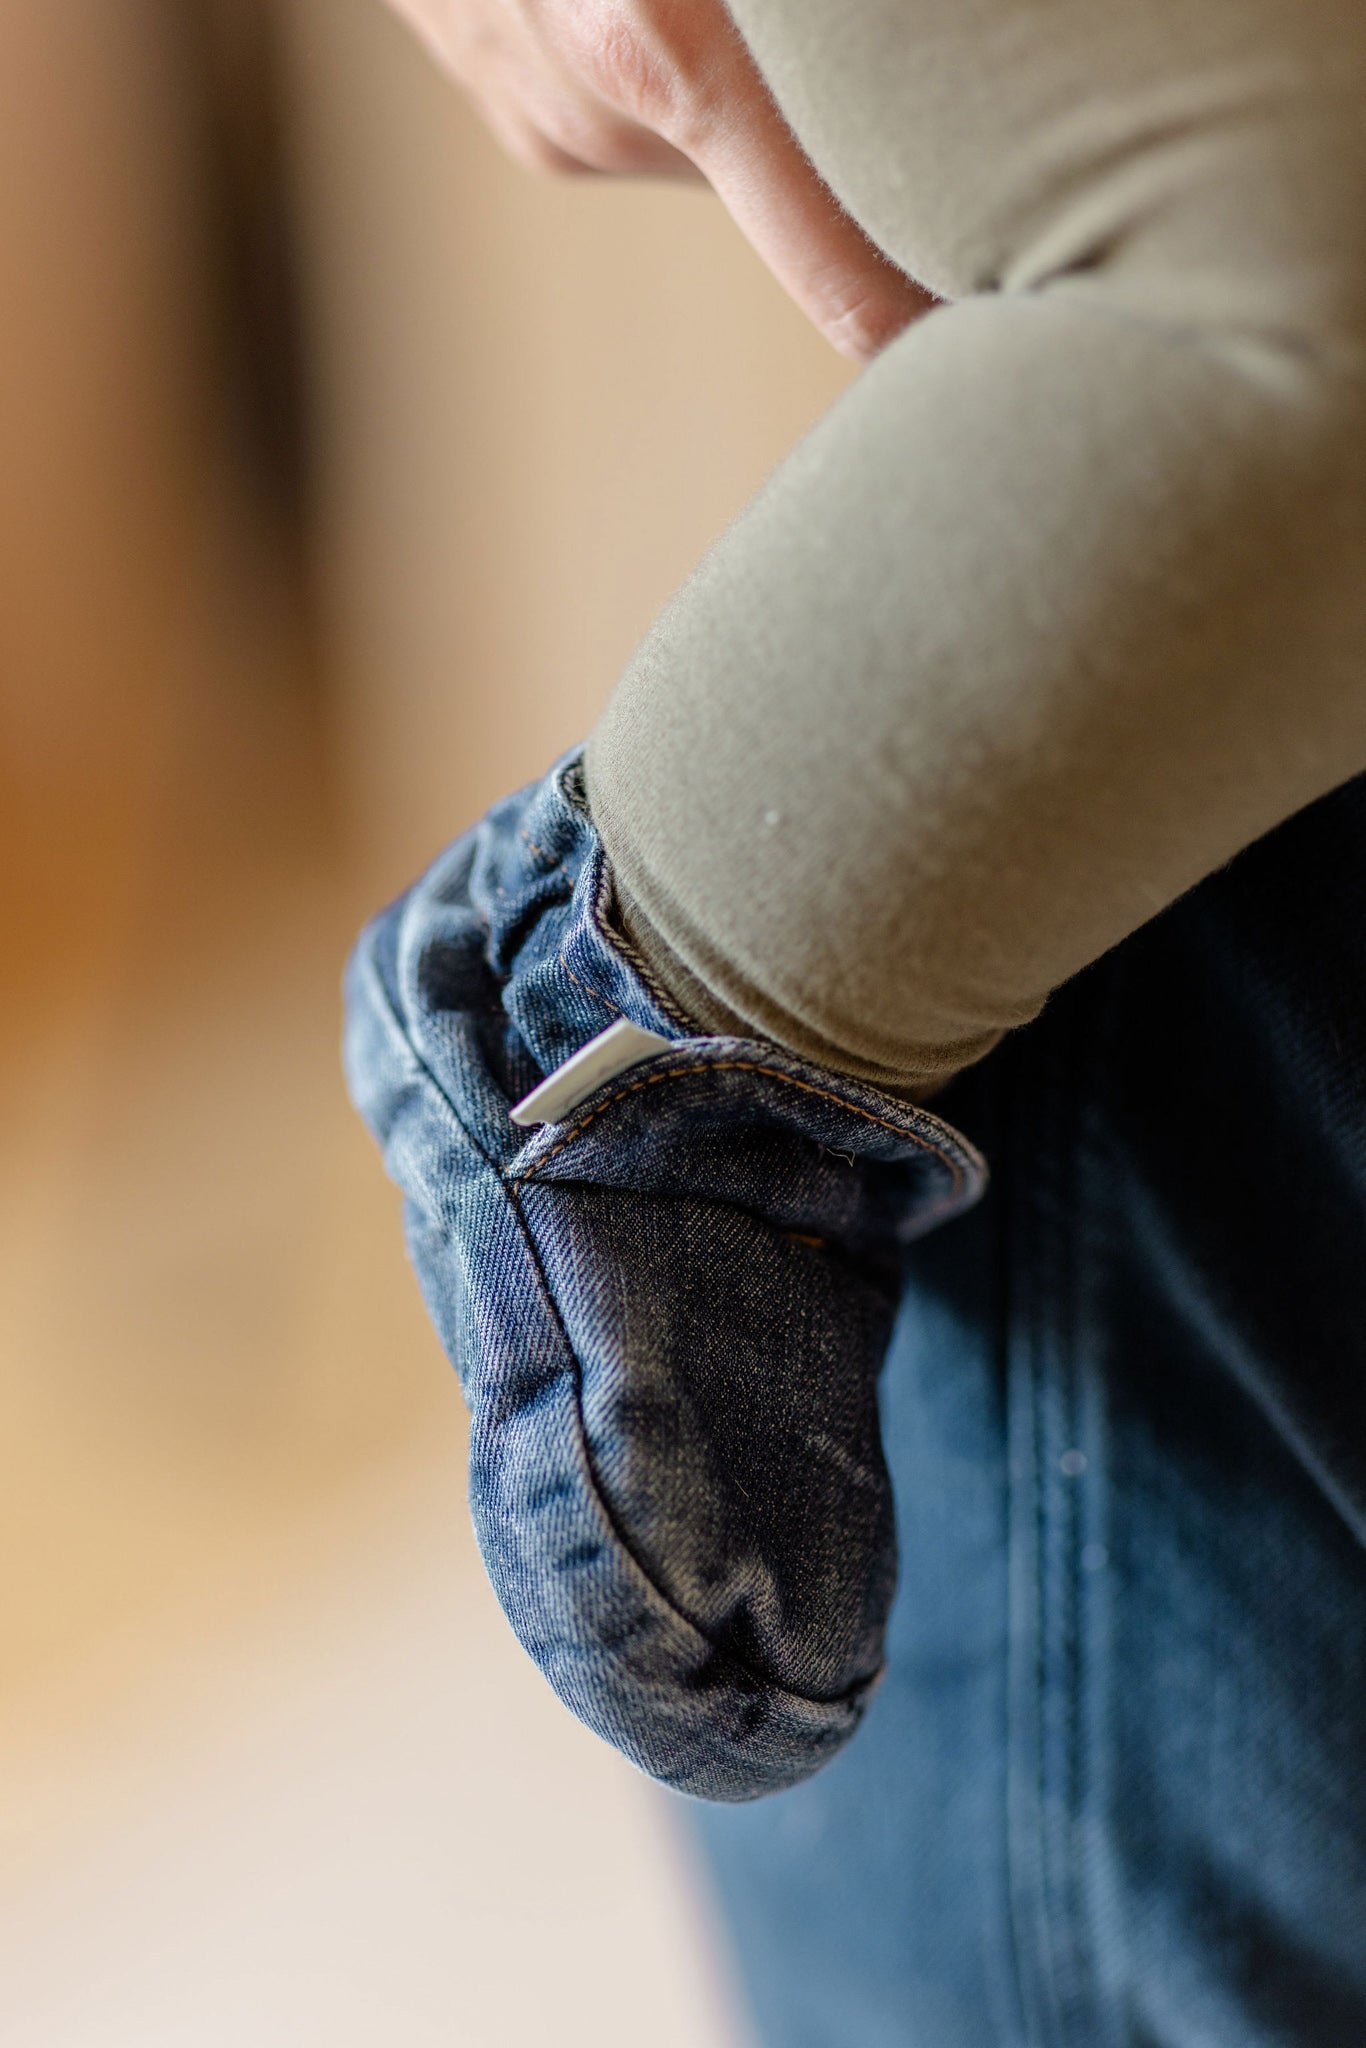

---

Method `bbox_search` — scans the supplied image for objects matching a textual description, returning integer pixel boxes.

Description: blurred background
[0,2,853,2040]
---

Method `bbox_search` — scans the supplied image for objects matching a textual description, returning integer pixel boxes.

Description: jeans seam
[559,955,624,1021]
[588,846,700,1035]
[1004,1018,1065,2048]
[510,1058,972,1200]
[354,933,505,1178]
[1006,974,1105,2048]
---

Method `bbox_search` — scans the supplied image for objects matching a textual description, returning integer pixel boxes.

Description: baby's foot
[343,751,986,1800]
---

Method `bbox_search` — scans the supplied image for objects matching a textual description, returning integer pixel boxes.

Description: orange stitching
[560,956,622,1020]
[512,1058,968,1193]
[521,826,571,874]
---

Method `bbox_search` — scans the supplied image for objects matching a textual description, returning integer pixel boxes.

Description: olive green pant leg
[586,1,1366,1097]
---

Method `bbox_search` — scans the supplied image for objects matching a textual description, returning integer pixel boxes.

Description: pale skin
[380,0,934,361]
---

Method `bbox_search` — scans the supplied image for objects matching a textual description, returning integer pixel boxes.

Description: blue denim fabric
[342,750,987,1801]
[693,777,1366,2045]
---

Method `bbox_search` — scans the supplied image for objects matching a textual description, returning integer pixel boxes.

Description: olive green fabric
[585,0,1366,1100]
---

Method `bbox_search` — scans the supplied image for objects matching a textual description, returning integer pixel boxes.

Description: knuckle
[600,24,681,120]
[561,3,710,138]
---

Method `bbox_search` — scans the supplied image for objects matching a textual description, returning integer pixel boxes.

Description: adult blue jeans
[694,775,1366,2046]
[345,753,1366,2044]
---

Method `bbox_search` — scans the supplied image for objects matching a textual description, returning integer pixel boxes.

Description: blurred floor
[0,657,745,2046]
[2,1445,739,2048]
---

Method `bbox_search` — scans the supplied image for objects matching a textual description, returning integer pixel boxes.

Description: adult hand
[380,0,933,361]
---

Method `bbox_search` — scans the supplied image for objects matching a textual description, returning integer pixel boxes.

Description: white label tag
[509,1019,674,1128]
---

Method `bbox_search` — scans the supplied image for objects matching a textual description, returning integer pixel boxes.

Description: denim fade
[342,750,986,1802]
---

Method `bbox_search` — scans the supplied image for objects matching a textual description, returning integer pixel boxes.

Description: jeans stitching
[588,850,699,1035]
[560,955,624,1020]
[511,1058,972,1195]
[519,826,559,867]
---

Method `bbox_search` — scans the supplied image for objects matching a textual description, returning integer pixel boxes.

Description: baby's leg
[587,0,1366,1097]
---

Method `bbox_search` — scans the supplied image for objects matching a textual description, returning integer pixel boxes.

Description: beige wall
[284,0,852,881]
[0,0,220,1029]
[0,3,849,2040]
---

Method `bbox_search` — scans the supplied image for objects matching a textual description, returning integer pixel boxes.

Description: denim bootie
[343,752,987,1800]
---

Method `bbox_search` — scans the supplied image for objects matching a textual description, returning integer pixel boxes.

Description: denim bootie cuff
[344,750,987,1800]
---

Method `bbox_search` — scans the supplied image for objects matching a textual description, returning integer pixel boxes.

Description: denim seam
[1010,979,1097,2048]
[527,780,694,1033]
[592,926,693,1034]
[558,752,591,815]
[360,937,506,1176]
[1067,1008,1113,2048]
[373,916,966,1224]
[1032,1037,1075,2048]
[504,1173,883,1717]
[587,850,700,1036]
[1002,1028,1058,2048]
[560,956,623,1022]
[1048,984,1102,2048]
[510,1058,972,1200]
[985,1047,1040,2048]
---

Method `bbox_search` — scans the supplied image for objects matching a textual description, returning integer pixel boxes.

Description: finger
[665,33,935,359]
[380,3,706,183]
